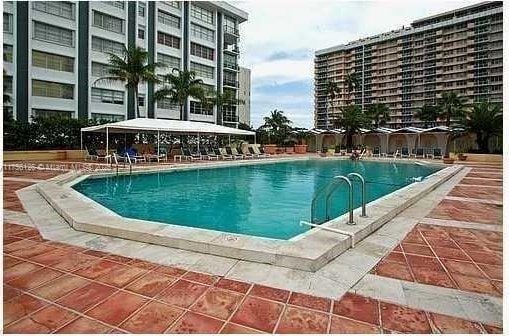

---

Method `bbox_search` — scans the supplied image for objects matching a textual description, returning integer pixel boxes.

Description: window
[157,32,180,49]
[157,53,180,69]
[157,97,178,110]
[190,101,212,115]
[138,25,145,39]
[138,2,145,17]
[32,50,74,72]
[3,13,13,33]
[4,45,13,63]
[92,36,125,55]
[91,88,124,104]
[4,76,12,93]
[224,16,237,35]
[191,23,214,42]
[138,94,145,107]
[32,109,73,118]
[165,1,181,9]
[190,42,214,60]
[103,1,124,9]
[91,62,112,77]
[191,4,213,25]
[158,10,180,28]
[93,11,124,34]
[190,62,214,79]
[32,2,74,20]
[91,113,125,121]
[32,80,74,99]
[33,22,74,47]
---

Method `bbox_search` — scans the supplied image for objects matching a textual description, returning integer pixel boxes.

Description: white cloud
[234,0,481,128]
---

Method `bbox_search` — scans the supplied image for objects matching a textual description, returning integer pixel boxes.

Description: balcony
[223,61,239,71]
[223,44,239,54]
[223,79,239,88]
[223,25,239,37]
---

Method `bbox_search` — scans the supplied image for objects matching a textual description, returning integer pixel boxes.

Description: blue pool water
[73,160,441,240]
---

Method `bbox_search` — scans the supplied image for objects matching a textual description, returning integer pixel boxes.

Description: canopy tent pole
[106,127,109,159]
[254,133,256,144]
[80,131,83,151]
[228,135,231,146]
[157,130,160,157]
[197,133,200,152]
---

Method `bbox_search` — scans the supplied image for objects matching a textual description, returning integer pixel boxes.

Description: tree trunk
[477,133,489,153]
[179,103,184,121]
[134,87,140,118]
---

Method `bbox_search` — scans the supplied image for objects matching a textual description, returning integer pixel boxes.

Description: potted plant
[294,130,308,154]
[443,157,455,164]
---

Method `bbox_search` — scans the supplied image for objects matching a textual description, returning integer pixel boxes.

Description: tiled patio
[3,160,504,333]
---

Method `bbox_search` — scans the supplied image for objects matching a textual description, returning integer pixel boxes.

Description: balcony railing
[223,25,239,36]
[223,44,239,54]
[223,62,239,71]
[223,79,239,88]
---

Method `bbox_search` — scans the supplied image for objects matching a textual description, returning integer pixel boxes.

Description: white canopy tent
[80,118,256,155]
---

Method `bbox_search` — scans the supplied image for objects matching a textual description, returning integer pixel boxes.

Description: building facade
[314,1,502,129]
[237,66,250,126]
[3,1,248,126]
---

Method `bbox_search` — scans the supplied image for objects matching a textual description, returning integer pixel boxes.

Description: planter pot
[294,144,307,154]
[285,147,294,154]
[458,154,467,161]
[327,149,335,156]
[443,157,455,164]
[264,144,277,155]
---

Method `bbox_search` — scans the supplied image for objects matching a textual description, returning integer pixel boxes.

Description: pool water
[73,160,441,240]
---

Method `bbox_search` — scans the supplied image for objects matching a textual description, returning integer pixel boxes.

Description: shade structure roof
[81,118,255,136]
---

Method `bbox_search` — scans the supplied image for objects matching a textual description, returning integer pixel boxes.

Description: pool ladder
[310,173,367,225]
[110,153,132,176]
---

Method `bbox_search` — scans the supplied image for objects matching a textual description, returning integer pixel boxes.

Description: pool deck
[3,155,503,333]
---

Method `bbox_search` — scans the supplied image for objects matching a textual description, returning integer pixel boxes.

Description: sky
[233,0,480,129]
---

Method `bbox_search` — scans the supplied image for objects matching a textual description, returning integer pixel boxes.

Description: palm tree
[154,69,204,121]
[201,89,245,125]
[439,91,467,158]
[3,70,11,104]
[459,102,502,153]
[416,105,440,128]
[439,91,467,127]
[366,103,389,128]
[334,104,369,149]
[261,109,292,145]
[344,72,359,105]
[94,46,162,118]
[325,81,339,129]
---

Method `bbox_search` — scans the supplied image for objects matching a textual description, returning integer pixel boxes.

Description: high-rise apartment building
[238,66,250,126]
[314,1,502,129]
[3,1,248,126]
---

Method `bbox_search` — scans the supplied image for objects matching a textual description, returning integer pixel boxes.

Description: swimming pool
[73,159,441,240]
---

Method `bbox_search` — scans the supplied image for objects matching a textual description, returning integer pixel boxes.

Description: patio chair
[258,147,272,157]
[240,146,254,159]
[334,146,342,156]
[414,148,425,159]
[372,146,381,157]
[95,149,110,162]
[433,148,443,159]
[401,147,410,158]
[425,148,434,159]
[387,149,399,159]
[215,148,233,160]
[226,147,243,160]
[84,148,98,161]
[182,148,200,161]
[247,147,260,158]
[200,148,218,160]
[205,147,219,160]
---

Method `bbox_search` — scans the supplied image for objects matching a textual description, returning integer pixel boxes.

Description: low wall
[463,153,503,163]
[4,150,85,162]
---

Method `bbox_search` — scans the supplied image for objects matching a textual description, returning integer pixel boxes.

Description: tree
[201,89,244,125]
[325,81,339,129]
[439,91,466,127]
[366,103,389,128]
[3,70,11,104]
[459,102,502,153]
[334,105,369,149]
[260,109,293,146]
[154,69,204,121]
[94,46,162,118]
[344,72,359,104]
[416,105,440,128]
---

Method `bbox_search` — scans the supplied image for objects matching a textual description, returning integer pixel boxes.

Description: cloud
[235,0,481,128]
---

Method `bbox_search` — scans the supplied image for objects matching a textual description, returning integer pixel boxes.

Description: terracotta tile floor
[3,169,66,180]
[4,222,501,334]
[372,224,502,297]
[459,177,502,186]
[3,180,36,212]
[428,199,502,225]
[448,185,502,202]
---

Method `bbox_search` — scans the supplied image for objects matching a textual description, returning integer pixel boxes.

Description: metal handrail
[325,175,355,225]
[111,154,119,176]
[347,173,367,217]
[310,183,333,223]
[125,154,132,174]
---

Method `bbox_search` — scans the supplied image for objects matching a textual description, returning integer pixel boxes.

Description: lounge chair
[125,152,146,163]
[372,146,381,157]
[84,148,98,161]
[214,148,233,160]
[401,147,410,158]
[200,148,218,160]
[240,146,254,159]
[413,148,425,159]
[248,147,261,158]
[95,149,110,162]
[432,148,443,159]
[387,149,399,159]
[226,147,243,160]
[182,148,200,161]
[333,146,342,156]
[424,148,433,159]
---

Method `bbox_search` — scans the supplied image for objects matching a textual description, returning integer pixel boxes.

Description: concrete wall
[4,150,86,161]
